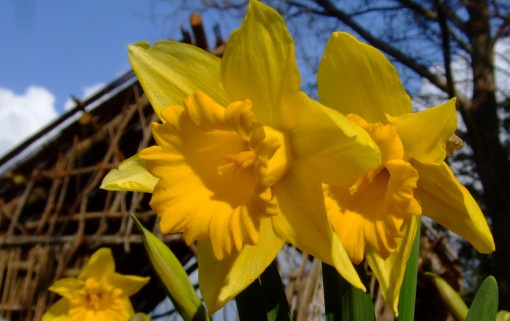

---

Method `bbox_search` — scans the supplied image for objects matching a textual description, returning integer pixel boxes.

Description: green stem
[260,261,293,321]
[395,217,421,321]
[236,278,268,321]
[322,262,375,321]
[236,260,293,321]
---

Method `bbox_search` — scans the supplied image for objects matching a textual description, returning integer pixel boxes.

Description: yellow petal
[413,161,495,253]
[101,155,158,193]
[366,215,419,314]
[48,278,83,300]
[387,98,458,165]
[272,162,365,290]
[288,92,381,185]
[197,217,285,313]
[318,32,412,122]
[42,298,71,321]
[108,273,150,297]
[128,41,229,118]
[140,145,214,240]
[79,248,115,282]
[221,0,300,128]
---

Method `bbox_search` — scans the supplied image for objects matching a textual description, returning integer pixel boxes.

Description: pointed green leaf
[235,260,293,321]
[260,261,293,321]
[396,218,421,321]
[465,276,498,321]
[236,278,268,321]
[322,262,375,321]
[426,273,468,321]
[132,215,210,321]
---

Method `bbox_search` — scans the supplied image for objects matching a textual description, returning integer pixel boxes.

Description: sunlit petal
[108,274,150,297]
[197,218,285,313]
[272,162,365,290]
[79,248,115,282]
[413,161,495,253]
[42,298,71,321]
[101,155,158,193]
[366,215,419,314]
[387,98,457,165]
[128,41,229,118]
[318,32,411,122]
[288,92,380,185]
[48,279,84,300]
[222,0,300,128]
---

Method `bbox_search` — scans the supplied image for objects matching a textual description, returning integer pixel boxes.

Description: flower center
[218,151,256,176]
[78,279,112,311]
[261,126,290,186]
[324,114,421,264]
[140,91,291,259]
[68,277,128,321]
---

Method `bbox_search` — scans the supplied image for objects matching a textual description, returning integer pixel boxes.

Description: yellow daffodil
[318,32,495,313]
[102,0,382,312]
[42,248,149,321]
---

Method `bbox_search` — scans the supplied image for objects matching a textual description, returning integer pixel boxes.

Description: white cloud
[64,82,106,110]
[0,86,58,156]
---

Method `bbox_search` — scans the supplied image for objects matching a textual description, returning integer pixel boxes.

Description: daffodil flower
[42,248,149,321]
[102,1,381,312]
[318,32,495,313]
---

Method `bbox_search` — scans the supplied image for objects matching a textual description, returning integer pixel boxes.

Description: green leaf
[236,278,268,321]
[465,276,498,321]
[131,214,210,321]
[260,261,293,321]
[236,260,293,321]
[322,262,375,321]
[426,273,468,321]
[396,218,421,321]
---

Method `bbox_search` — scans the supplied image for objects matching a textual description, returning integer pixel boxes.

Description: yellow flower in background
[318,32,495,313]
[102,0,381,312]
[42,248,149,321]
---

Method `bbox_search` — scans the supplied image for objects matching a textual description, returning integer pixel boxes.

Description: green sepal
[131,214,210,321]
[465,276,498,321]
[396,218,421,321]
[322,262,375,321]
[426,272,468,321]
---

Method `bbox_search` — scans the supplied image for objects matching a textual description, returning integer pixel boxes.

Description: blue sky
[1,0,221,112]
[0,0,241,155]
[1,0,508,158]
